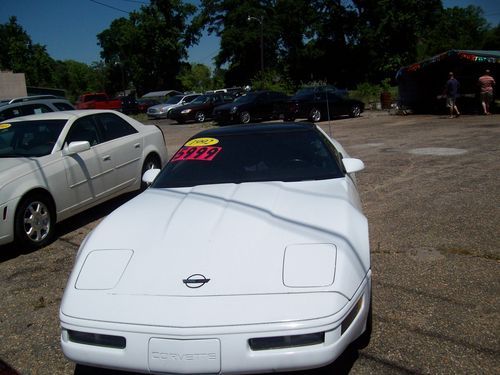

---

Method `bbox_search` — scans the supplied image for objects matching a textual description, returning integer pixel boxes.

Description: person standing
[478,69,496,115]
[445,72,460,118]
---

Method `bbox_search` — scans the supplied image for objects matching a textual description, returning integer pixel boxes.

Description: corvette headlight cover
[181,108,192,114]
[75,249,133,290]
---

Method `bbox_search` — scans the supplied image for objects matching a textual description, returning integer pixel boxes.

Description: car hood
[61,179,369,326]
[0,157,40,190]
[149,102,180,111]
[171,102,209,112]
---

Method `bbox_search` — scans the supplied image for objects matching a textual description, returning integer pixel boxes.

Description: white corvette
[60,123,371,374]
[0,110,167,248]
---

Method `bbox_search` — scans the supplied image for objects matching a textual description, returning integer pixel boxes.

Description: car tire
[14,192,55,249]
[350,104,362,118]
[195,111,206,123]
[239,111,251,124]
[308,108,322,122]
[140,154,161,191]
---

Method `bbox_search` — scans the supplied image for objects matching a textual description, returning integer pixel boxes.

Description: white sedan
[0,110,168,248]
[60,123,371,374]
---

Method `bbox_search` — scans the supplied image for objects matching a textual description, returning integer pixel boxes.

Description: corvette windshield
[153,128,344,188]
[0,120,66,157]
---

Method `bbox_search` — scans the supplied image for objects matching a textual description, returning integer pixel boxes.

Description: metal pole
[260,17,264,71]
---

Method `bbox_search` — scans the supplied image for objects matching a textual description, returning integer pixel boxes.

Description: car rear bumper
[60,273,371,374]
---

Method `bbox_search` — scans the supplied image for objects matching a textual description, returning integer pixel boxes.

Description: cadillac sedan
[0,110,168,248]
[60,123,371,374]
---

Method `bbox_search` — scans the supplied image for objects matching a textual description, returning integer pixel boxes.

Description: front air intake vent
[249,332,324,351]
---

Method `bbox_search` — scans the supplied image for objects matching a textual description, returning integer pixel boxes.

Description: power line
[88,0,130,14]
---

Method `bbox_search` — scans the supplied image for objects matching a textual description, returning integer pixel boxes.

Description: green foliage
[98,0,200,95]
[250,69,294,94]
[177,63,212,92]
[418,5,488,59]
[349,81,398,106]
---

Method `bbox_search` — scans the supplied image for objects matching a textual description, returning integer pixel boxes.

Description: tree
[352,0,443,81]
[483,24,500,50]
[177,63,212,92]
[0,16,56,87]
[97,0,199,95]
[418,5,489,58]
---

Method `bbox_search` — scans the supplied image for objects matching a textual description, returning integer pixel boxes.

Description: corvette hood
[62,179,369,325]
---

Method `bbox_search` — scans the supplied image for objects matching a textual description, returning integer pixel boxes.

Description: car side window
[223,94,234,102]
[65,116,100,146]
[0,107,22,122]
[54,102,74,111]
[21,104,53,116]
[95,113,137,142]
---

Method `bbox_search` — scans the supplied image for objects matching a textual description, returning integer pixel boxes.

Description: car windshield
[0,120,66,158]
[152,127,344,188]
[191,95,211,104]
[164,95,183,105]
[295,86,338,96]
[233,93,258,103]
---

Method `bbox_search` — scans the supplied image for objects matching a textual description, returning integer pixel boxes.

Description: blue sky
[0,0,498,69]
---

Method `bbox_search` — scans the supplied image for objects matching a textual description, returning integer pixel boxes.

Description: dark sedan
[212,90,289,124]
[285,89,364,122]
[169,93,235,123]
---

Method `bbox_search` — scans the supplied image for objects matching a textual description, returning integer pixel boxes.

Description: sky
[0,0,499,70]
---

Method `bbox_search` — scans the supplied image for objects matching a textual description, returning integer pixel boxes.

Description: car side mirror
[62,141,90,156]
[342,158,364,173]
[142,168,161,186]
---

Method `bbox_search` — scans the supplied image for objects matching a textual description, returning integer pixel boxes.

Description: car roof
[5,109,119,122]
[194,122,315,137]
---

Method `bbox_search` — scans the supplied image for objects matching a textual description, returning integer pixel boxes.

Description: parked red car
[75,93,122,111]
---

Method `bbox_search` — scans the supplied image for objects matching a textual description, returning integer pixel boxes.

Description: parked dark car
[137,97,161,113]
[120,95,139,115]
[169,93,235,123]
[285,88,363,122]
[212,90,289,124]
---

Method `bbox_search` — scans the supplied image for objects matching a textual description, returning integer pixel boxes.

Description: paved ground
[0,111,498,375]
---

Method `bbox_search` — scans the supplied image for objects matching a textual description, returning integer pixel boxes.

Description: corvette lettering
[151,352,217,361]
[171,146,222,162]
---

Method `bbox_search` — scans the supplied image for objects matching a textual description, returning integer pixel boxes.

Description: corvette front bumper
[60,273,371,374]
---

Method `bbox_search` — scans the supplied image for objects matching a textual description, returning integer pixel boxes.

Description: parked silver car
[0,95,75,122]
[147,93,200,119]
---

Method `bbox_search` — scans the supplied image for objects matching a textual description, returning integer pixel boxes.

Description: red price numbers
[171,146,222,162]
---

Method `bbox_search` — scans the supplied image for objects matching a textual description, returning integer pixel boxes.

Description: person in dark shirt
[445,72,460,118]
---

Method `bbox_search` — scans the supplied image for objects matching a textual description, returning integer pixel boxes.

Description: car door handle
[102,155,111,161]
[134,143,141,149]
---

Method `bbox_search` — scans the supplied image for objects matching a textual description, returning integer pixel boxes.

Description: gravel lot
[0,111,498,375]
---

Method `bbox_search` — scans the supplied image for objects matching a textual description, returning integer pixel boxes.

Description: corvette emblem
[183,274,210,288]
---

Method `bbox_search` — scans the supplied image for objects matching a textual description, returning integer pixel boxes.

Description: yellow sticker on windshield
[185,137,219,146]
[0,123,11,130]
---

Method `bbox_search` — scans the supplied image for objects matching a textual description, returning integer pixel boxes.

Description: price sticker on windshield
[171,146,222,162]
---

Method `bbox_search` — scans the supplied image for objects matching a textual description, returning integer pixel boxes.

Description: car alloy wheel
[350,105,361,118]
[240,111,251,124]
[15,193,55,248]
[309,108,321,122]
[195,111,206,123]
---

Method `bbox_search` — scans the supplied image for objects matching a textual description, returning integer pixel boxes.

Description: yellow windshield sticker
[185,137,219,146]
[0,123,11,130]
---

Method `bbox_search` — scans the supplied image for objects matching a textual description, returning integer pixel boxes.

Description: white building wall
[0,71,27,100]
